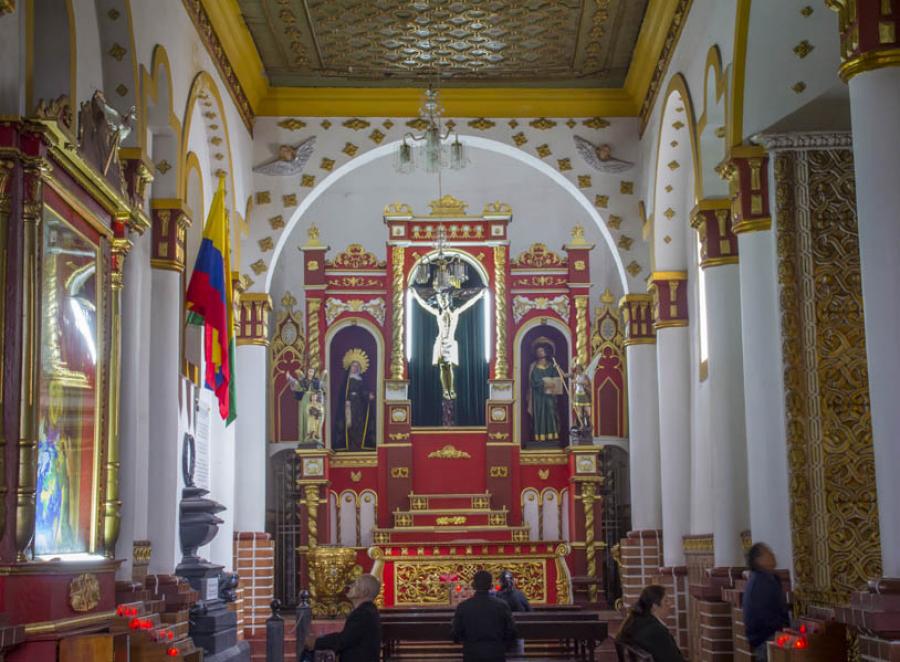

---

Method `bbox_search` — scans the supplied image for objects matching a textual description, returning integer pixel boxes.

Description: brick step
[393,509,508,528]
[408,492,493,511]
[373,525,531,544]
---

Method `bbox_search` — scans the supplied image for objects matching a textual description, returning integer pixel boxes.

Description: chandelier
[395,85,468,174]
[414,226,468,291]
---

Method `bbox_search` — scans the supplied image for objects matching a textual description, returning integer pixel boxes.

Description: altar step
[408,492,493,511]
[373,524,531,544]
[393,508,509,528]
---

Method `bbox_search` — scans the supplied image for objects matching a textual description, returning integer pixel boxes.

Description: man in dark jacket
[452,570,517,662]
[496,570,530,656]
[743,543,790,662]
[306,574,381,662]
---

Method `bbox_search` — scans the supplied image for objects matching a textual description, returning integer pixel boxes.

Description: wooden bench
[613,639,654,661]
[381,617,608,661]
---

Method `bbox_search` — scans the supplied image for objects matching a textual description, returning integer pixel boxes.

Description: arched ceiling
[268,145,625,304]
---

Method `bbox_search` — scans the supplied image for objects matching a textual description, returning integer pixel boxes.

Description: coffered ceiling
[237,0,649,88]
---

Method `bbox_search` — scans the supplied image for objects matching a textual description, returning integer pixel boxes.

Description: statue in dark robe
[527,344,564,442]
[334,352,375,451]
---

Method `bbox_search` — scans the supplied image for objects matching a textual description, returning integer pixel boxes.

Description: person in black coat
[743,543,790,662]
[452,570,517,662]
[616,585,685,662]
[305,574,381,662]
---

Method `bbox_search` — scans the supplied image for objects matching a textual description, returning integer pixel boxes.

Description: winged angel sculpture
[253,136,316,176]
[574,136,634,173]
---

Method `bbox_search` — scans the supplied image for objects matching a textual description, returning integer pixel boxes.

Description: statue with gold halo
[333,349,375,451]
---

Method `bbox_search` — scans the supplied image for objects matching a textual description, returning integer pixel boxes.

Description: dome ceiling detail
[237,0,649,87]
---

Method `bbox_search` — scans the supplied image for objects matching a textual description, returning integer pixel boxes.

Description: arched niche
[515,319,571,447]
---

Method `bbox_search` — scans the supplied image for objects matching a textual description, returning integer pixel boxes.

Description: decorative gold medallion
[69,573,101,612]
[427,444,471,459]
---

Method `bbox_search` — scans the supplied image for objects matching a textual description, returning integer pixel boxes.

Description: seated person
[305,575,381,662]
[451,570,517,662]
[616,585,685,661]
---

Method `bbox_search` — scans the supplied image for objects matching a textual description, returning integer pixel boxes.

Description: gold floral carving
[394,561,545,605]
[427,445,471,460]
[69,573,101,612]
[493,246,508,379]
[512,295,569,324]
[390,246,405,380]
[428,194,468,216]
[775,145,881,606]
[324,297,386,325]
[512,243,565,268]
[307,546,358,617]
[436,516,467,526]
[327,243,386,269]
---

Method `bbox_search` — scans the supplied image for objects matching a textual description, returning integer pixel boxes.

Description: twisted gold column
[581,482,598,603]
[575,295,589,368]
[304,484,319,549]
[493,246,508,379]
[306,299,321,370]
[390,246,405,380]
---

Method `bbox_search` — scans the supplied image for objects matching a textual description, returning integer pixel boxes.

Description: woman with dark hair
[743,542,790,662]
[616,585,685,661]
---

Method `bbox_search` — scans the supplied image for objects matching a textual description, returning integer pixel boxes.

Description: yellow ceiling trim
[257,86,637,118]
[199,0,689,120]
[199,0,268,110]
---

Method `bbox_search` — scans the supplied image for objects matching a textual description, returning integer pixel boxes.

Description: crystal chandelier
[414,226,468,291]
[395,85,468,174]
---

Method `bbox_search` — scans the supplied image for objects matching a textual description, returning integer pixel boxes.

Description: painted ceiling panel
[237,0,649,87]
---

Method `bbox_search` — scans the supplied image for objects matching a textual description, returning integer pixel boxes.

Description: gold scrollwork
[489,466,509,478]
[390,467,409,479]
[69,573,101,612]
[427,445,471,459]
[436,516,467,526]
[388,432,410,441]
[394,560,546,605]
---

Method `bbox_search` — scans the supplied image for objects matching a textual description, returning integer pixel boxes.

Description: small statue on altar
[410,286,485,401]
[288,366,327,445]
[569,363,592,432]
[334,349,376,451]
[527,343,565,442]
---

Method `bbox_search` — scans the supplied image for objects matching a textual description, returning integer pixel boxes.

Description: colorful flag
[185,176,236,424]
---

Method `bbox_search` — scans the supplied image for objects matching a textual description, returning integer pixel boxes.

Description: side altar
[268,196,628,608]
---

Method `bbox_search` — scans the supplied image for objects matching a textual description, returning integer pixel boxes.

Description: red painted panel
[411,433,486,494]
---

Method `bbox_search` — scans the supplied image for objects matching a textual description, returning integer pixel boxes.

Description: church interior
[0,0,898,660]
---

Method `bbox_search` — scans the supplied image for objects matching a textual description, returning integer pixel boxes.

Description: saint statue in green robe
[527,345,563,442]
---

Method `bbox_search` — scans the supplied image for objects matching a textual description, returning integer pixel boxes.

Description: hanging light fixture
[395,85,469,174]
[415,226,469,292]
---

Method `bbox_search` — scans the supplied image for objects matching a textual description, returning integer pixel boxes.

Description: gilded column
[306,298,321,371]
[300,225,327,372]
[581,481,598,602]
[0,160,13,540]
[16,161,46,560]
[492,245,508,379]
[828,0,900,578]
[304,484,319,549]
[390,245,405,380]
[691,199,749,567]
[574,296,589,368]
[103,219,131,557]
[649,272,690,567]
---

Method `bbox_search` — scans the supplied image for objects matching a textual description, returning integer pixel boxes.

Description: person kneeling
[305,575,381,662]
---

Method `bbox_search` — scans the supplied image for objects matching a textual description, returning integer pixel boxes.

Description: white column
[116,231,152,577]
[705,264,750,566]
[738,229,792,569]
[656,326,691,567]
[625,343,662,531]
[848,65,900,577]
[147,268,184,574]
[234,343,268,531]
[208,410,236,571]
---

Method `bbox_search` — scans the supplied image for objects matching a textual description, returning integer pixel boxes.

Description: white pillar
[234,343,268,531]
[737,229,792,569]
[625,343,662,531]
[705,263,750,566]
[655,326,691,567]
[848,65,900,577]
[116,230,152,578]
[147,267,184,574]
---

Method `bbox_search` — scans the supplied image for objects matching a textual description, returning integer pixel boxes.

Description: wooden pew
[380,617,608,661]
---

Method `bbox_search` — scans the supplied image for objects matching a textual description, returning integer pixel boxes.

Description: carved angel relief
[253,137,316,176]
[574,136,634,173]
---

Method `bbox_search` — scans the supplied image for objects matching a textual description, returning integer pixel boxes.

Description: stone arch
[696,45,729,199]
[141,45,180,199]
[651,75,701,272]
[264,136,630,294]
[27,0,77,111]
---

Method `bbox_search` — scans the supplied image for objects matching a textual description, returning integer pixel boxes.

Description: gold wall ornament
[493,245,509,379]
[390,467,409,479]
[388,432,409,441]
[773,143,882,606]
[512,242,566,268]
[428,194,468,216]
[69,573,101,612]
[489,466,509,478]
[538,468,550,480]
[306,546,359,617]
[574,295,589,368]
[393,560,546,605]
[436,516,467,526]
[324,297,386,325]
[350,471,362,483]
[427,445,471,459]
[390,407,408,423]
[328,243,386,269]
[277,118,306,130]
[390,246,405,380]
[512,295,570,325]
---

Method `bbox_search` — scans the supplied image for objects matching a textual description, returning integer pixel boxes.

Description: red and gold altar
[270,195,627,608]
[0,102,148,658]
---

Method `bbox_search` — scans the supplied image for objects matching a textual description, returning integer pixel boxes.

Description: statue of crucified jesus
[410,286,485,401]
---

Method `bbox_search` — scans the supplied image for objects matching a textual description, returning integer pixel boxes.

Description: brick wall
[657,566,690,654]
[697,598,733,661]
[234,532,275,637]
[618,530,663,610]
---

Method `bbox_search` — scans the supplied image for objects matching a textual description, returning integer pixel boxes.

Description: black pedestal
[441,398,456,426]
